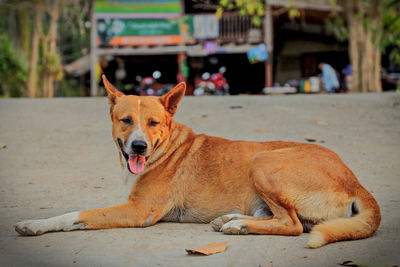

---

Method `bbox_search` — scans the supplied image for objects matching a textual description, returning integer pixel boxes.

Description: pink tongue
[128,155,146,174]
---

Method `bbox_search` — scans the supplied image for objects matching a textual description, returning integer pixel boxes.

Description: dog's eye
[121,117,133,125]
[150,120,160,127]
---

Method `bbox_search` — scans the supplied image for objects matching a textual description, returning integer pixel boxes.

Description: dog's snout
[131,140,147,154]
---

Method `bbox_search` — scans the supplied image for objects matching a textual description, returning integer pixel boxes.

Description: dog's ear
[102,74,124,105]
[159,82,186,116]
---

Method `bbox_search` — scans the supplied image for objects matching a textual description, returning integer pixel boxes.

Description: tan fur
[15,75,381,248]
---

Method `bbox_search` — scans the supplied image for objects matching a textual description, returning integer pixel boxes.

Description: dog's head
[102,74,185,175]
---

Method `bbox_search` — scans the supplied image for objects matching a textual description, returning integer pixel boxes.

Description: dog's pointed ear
[102,74,124,105]
[159,82,186,116]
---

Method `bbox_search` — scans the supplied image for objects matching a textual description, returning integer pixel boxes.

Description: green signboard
[94,0,181,15]
[97,17,194,46]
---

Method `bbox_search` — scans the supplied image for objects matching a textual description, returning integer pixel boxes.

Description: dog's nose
[131,140,147,154]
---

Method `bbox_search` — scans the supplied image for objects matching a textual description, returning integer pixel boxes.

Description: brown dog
[15,75,381,248]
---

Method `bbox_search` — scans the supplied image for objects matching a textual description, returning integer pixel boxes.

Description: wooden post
[90,14,98,96]
[264,1,273,88]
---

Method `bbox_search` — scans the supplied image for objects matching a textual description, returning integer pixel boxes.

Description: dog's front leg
[15,201,161,236]
[79,201,157,230]
[15,211,86,236]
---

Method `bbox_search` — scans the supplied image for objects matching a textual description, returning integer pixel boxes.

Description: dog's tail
[307,188,381,248]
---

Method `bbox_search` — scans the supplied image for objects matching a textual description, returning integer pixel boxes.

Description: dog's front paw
[220,220,249,235]
[210,213,243,231]
[15,220,45,236]
[210,217,224,231]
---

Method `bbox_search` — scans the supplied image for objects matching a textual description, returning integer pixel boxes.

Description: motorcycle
[136,71,174,96]
[194,67,229,96]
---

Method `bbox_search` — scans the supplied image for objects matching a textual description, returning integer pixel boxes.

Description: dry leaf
[255,128,269,133]
[94,186,104,189]
[186,242,227,256]
[0,143,6,149]
[305,137,317,142]
[339,260,360,267]
[229,105,243,109]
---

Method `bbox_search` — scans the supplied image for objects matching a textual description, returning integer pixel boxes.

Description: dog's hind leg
[219,198,303,236]
[219,152,305,236]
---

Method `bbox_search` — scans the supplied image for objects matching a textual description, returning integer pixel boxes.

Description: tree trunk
[345,0,382,93]
[373,46,382,92]
[346,0,361,93]
[369,0,383,93]
[362,28,373,92]
[27,2,41,98]
[45,10,58,98]
[42,0,62,98]
[364,28,382,92]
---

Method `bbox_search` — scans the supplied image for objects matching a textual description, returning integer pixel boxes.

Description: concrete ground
[0,93,399,266]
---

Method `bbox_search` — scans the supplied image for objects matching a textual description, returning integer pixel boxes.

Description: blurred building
[89,0,348,96]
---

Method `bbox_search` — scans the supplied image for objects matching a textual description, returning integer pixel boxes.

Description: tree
[27,1,41,98]
[342,0,382,92]
[326,0,400,92]
[40,0,63,98]
[1,0,63,97]
[218,0,400,93]
[0,32,28,97]
[1,0,90,97]
[216,0,265,26]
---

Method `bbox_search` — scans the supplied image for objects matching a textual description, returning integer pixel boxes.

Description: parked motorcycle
[194,67,229,96]
[135,71,174,96]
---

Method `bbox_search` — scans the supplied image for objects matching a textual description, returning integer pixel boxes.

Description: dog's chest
[161,205,214,223]
[123,170,140,199]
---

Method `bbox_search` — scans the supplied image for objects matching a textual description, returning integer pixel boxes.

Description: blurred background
[0,0,399,98]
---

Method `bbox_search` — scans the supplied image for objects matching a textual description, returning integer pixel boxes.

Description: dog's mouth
[127,154,147,174]
[117,138,148,175]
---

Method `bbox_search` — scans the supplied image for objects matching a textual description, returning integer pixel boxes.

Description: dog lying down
[15,75,381,248]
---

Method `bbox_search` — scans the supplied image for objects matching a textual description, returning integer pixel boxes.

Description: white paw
[210,213,245,232]
[15,219,46,236]
[220,220,249,235]
[308,230,326,248]
[15,212,86,236]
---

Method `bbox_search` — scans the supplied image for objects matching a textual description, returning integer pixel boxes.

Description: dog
[15,75,381,248]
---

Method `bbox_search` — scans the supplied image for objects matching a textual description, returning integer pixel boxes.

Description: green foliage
[57,0,91,96]
[45,52,61,74]
[18,8,31,59]
[58,1,91,65]
[381,0,400,64]
[285,1,300,19]
[327,0,400,64]
[217,0,264,27]
[324,16,348,42]
[0,33,27,97]
[288,8,300,19]
[57,78,84,97]
[0,0,92,97]
[216,7,224,19]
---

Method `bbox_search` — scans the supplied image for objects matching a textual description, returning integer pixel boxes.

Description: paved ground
[0,93,399,267]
